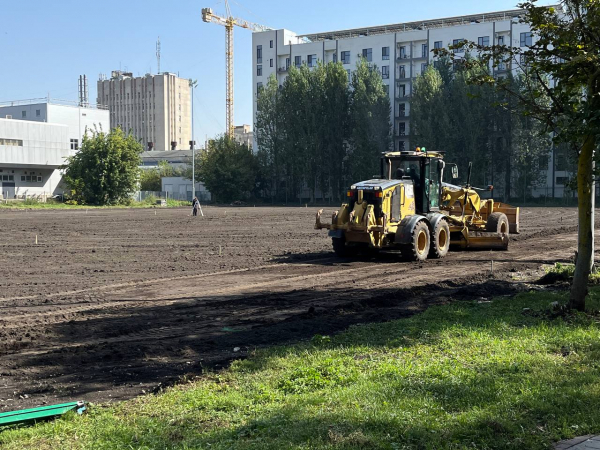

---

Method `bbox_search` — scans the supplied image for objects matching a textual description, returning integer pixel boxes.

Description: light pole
[189,79,198,201]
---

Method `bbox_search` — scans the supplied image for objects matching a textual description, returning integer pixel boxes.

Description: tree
[411,60,551,195]
[61,127,142,205]
[348,59,392,182]
[196,135,258,203]
[437,0,600,310]
[255,75,285,201]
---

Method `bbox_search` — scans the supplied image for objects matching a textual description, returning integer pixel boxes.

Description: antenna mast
[156,36,161,74]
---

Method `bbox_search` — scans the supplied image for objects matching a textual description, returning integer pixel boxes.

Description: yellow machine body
[315,151,519,259]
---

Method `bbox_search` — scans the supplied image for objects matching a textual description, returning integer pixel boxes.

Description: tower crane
[202,1,272,138]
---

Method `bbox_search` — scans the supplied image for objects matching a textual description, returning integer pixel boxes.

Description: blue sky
[0,0,552,141]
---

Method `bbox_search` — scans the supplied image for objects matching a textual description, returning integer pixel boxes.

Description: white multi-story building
[97,71,192,152]
[0,118,70,198]
[0,99,110,199]
[0,99,109,153]
[252,8,572,198]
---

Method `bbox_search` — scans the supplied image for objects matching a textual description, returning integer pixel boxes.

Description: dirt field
[0,206,590,411]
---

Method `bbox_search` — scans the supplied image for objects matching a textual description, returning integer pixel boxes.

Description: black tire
[401,220,430,261]
[429,219,450,259]
[486,212,510,236]
[332,235,357,257]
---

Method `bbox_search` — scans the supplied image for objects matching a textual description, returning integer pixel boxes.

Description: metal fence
[134,191,211,203]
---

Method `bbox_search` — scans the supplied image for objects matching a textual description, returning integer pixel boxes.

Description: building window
[434,41,442,50]
[453,39,465,53]
[0,138,23,146]
[398,103,406,117]
[399,46,407,59]
[347,69,351,82]
[398,122,406,136]
[270,40,273,48]
[36,109,41,117]
[270,58,273,68]
[382,46,390,60]
[478,36,490,47]
[257,45,263,63]
[398,141,405,151]
[341,51,350,64]
[397,84,406,96]
[257,65,262,76]
[520,32,533,47]
[421,63,428,73]
[383,84,389,94]
[294,55,301,66]
[308,54,317,67]
[285,57,291,69]
[257,82,263,93]
[333,53,337,63]
[362,48,372,62]
[421,43,428,58]
[70,138,79,150]
[398,65,406,78]
[21,111,26,118]
[381,65,389,79]
[497,35,505,45]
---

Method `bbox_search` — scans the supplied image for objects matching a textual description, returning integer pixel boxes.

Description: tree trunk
[570,135,595,311]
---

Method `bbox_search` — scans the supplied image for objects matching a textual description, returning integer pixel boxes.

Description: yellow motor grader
[315,149,519,260]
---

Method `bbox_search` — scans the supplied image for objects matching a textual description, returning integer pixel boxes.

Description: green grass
[542,262,600,284]
[0,198,190,210]
[3,289,600,449]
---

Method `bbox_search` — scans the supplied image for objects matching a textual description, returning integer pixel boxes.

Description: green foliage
[140,161,187,192]
[348,59,392,182]
[196,135,259,203]
[61,128,143,205]
[256,60,390,202]
[411,60,551,197]
[5,289,600,449]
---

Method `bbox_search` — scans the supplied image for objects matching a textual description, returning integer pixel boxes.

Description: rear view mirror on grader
[315,150,519,261]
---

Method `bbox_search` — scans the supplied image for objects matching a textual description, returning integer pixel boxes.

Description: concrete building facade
[97,71,192,152]
[0,118,71,198]
[234,124,253,149]
[0,99,109,152]
[0,99,110,199]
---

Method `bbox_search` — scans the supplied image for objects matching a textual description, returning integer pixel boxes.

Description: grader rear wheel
[429,219,450,259]
[401,221,430,261]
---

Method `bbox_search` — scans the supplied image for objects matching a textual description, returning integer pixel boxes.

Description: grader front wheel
[332,236,358,257]
[401,221,430,261]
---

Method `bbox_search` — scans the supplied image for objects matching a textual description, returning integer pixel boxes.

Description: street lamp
[189,79,198,201]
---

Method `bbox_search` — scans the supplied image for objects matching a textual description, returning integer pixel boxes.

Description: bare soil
[0,206,589,411]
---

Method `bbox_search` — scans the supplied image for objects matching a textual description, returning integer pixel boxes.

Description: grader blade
[453,233,509,250]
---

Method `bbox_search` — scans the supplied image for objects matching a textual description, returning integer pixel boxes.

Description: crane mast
[202,1,271,139]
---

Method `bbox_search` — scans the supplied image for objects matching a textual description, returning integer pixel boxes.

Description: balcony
[396,94,410,101]
[395,111,409,119]
[278,66,290,73]
[396,72,411,81]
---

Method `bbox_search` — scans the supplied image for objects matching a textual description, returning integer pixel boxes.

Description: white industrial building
[252,7,571,199]
[97,71,192,152]
[0,99,110,198]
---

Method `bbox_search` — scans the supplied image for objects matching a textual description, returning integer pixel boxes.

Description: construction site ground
[0,205,590,412]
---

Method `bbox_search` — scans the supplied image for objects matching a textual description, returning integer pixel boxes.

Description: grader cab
[315,150,519,260]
